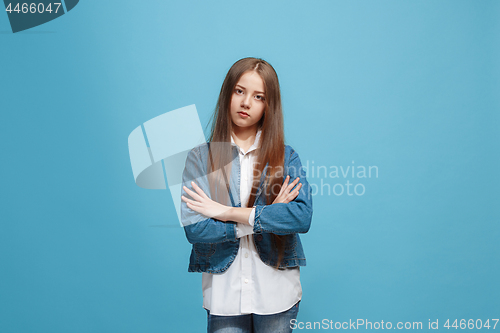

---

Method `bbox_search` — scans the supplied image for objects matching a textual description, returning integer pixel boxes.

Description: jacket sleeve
[181,146,238,244]
[252,148,313,235]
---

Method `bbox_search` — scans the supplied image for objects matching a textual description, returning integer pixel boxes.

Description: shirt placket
[240,149,253,314]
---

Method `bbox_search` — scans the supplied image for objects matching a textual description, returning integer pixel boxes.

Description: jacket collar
[230,128,262,155]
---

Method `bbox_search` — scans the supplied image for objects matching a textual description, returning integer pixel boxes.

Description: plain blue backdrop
[1,0,498,332]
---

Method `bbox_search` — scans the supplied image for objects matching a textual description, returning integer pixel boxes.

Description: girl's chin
[232,122,258,130]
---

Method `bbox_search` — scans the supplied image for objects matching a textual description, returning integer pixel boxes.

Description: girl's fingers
[276,176,300,200]
[292,183,302,197]
[282,175,294,191]
[286,177,300,192]
[186,202,202,213]
[280,176,290,192]
[272,176,302,204]
[183,185,203,202]
[277,176,290,196]
[191,181,209,199]
[181,195,202,206]
[286,182,302,201]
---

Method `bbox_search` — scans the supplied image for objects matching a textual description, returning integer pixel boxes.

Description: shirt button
[245,253,249,258]
[244,279,249,284]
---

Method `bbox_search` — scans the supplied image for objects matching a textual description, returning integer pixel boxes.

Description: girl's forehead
[236,71,265,91]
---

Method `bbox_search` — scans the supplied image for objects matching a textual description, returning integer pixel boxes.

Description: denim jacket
[181,142,313,273]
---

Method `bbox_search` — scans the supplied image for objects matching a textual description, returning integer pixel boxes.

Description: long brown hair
[207,57,287,267]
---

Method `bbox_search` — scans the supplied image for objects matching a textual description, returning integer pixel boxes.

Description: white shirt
[202,129,302,315]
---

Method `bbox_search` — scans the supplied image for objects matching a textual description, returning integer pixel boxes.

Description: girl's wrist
[224,207,252,225]
[220,206,232,222]
[224,207,240,224]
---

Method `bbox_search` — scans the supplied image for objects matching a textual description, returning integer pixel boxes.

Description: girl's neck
[231,125,259,154]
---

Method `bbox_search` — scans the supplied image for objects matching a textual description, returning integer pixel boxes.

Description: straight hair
[208,57,287,267]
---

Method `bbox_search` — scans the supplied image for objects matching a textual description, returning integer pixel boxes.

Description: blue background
[1,0,499,332]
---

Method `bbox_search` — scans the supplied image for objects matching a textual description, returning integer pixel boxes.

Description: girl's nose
[242,96,252,108]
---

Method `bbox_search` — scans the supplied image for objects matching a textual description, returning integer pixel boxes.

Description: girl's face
[229,71,266,133]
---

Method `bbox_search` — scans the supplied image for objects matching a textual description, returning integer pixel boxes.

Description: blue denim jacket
[181,143,313,273]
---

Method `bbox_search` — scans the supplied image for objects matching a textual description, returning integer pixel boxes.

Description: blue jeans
[206,301,300,333]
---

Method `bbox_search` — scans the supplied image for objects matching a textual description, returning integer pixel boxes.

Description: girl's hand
[272,175,302,204]
[181,181,231,221]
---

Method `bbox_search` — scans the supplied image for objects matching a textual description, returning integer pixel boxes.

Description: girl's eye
[235,89,243,94]
[255,95,265,101]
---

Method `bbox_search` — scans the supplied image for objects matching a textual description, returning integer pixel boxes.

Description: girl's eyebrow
[235,84,265,95]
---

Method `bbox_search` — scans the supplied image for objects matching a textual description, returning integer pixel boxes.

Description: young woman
[181,57,313,333]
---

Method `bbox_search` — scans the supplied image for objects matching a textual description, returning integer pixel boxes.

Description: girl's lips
[238,112,249,118]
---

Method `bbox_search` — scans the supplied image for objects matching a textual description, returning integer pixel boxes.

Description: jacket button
[256,234,263,241]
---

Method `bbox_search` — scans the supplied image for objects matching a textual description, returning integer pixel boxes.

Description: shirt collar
[231,128,262,155]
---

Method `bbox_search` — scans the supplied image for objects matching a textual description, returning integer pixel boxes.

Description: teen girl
[181,57,313,333]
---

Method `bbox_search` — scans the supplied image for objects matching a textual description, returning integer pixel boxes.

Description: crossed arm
[181,147,312,243]
[181,175,302,225]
